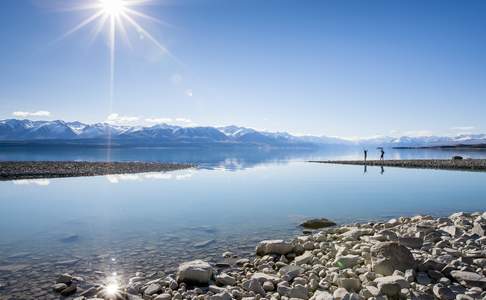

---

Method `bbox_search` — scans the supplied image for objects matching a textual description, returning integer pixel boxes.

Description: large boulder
[176,260,213,285]
[256,240,294,256]
[371,242,415,275]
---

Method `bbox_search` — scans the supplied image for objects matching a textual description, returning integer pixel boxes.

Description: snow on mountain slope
[1,119,486,147]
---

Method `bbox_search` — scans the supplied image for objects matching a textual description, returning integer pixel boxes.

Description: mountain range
[1,119,485,148]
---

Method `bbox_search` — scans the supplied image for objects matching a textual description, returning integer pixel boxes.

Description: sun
[58,0,174,105]
[99,0,126,16]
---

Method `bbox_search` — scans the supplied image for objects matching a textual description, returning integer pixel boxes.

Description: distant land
[1,119,486,148]
[393,144,486,150]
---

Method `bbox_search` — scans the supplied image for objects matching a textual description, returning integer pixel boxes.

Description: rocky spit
[310,160,486,172]
[43,212,486,300]
[0,161,193,181]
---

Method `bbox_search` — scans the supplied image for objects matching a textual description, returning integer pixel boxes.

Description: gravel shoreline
[0,161,194,181]
[310,159,486,172]
[47,211,486,300]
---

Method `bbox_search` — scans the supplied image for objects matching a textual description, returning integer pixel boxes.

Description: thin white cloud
[145,118,173,124]
[13,179,50,186]
[106,113,139,125]
[185,89,193,97]
[13,111,51,118]
[175,118,192,123]
[403,130,433,137]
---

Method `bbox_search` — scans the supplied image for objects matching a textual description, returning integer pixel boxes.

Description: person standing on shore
[380,148,385,161]
[364,149,368,162]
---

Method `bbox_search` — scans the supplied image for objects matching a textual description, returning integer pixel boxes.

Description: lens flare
[105,282,119,296]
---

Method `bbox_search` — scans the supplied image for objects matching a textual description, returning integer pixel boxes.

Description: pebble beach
[41,211,486,300]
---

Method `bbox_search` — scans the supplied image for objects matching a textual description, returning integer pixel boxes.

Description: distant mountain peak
[1,118,485,147]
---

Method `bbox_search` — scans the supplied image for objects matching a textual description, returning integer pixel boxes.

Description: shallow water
[0,146,486,299]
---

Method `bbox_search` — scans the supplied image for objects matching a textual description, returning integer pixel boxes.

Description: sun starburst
[58,0,172,103]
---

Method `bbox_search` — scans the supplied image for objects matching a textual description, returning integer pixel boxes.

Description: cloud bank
[12,111,51,117]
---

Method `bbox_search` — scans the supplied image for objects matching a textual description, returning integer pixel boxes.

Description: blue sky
[1,0,486,137]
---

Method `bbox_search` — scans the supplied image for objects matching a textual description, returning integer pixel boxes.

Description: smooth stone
[371,242,415,275]
[209,291,232,300]
[294,251,313,265]
[310,290,333,300]
[215,273,236,286]
[450,271,486,288]
[337,278,361,292]
[176,260,213,285]
[251,272,280,284]
[256,240,294,256]
[248,278,266,296]
[52,283,68,292]
[279,265,303,280]
[154,294,172,300]
[144,283,162,295]
[60,284,77,296]
[333,255,362,269]
[263,281,274,291]
[56,273,73,284]
[432,284,455,300]
[374,275,410,289]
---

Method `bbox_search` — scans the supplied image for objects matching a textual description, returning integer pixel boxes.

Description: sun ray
[123,7,174,28]
[115,14,132,48]
[56,10,105,42]
[122,12,173,57]
[88,14,109,45]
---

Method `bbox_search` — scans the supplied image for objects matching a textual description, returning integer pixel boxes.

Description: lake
[0,146,486,299]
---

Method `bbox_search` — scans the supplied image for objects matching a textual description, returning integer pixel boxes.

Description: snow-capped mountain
[1,119,486,148]
[0,119,312,146]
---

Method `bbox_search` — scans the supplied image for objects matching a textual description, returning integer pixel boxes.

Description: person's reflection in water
[380,165,385,175]
[363,164,367,174]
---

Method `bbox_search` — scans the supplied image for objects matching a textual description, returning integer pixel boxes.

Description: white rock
[294,251,313,265]
[176,260,213,285]
[256,240,294,256]
[215,273,236,286]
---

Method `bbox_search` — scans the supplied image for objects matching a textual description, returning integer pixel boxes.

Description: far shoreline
[309,158,486,172]
[0,161,194,181]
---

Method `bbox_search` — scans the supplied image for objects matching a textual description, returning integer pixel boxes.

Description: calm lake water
[0,146,486,299]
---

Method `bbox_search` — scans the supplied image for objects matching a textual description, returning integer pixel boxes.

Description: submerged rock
[299,218,336,229]
[194,239,215,248]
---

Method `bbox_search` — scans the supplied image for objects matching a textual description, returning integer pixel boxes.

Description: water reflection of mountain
[1,143,486,171]
[0,143,337,170]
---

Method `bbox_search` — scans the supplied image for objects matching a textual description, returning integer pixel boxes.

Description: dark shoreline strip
[309,159,486,172]
[0,161,194,181]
